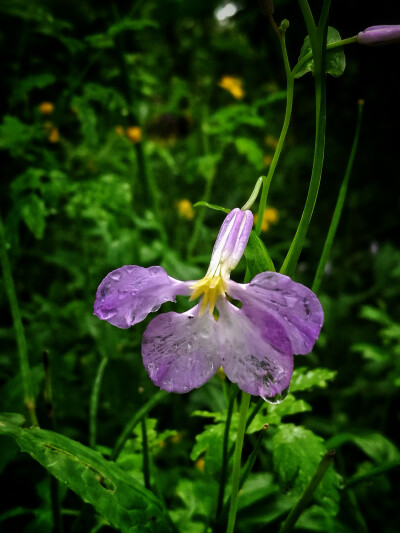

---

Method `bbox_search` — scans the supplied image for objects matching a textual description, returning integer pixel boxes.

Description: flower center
[189,275,227,317]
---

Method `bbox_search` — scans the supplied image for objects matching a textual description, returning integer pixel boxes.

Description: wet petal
[142,305,220,393]
[217,299,293,400]
[226,272,323,354]
[94,265,191,329]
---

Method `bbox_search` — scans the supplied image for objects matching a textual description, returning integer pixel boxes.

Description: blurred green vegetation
[0,0,400,532]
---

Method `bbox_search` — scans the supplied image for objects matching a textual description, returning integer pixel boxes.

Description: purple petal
[357,25,400,46]
[226,272,323,355]
[94,265,191,329]
[142,306,220,393]
[209,208,253,274]
[217,299,293,400]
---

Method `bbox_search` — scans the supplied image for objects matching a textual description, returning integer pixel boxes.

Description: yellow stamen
[189,276,226,316]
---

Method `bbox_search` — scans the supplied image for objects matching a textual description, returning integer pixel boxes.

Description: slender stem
[187,104,213,258]
[239,424,268,491]
[111,389,167,461]
[43,350,63,533]
[0,215,38,426]
[297,0,316,36]
[255,34,294,235]
[312,101,364,293]
[279,450,335,533]
[344,459,400,489]
[241,177,264,211]
[281,0,331,277]
[89,357,109,449]
[226,391,251,533]
[141,418,151,490]
[216,384,239,520]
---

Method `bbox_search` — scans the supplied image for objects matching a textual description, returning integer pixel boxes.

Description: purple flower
[357,25,400,46]
[94,208,323,401]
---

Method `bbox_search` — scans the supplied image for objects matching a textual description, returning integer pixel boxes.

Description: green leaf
[0,413,176,532]
[244,230,276,277]
[108,19,159,38]
[193,201,230,214]
[20,194,47,239]
[272,424,341,516]
[326,432,400,463]
[290,367,337,392]
[295,27,346,78]
[234,137,264,168]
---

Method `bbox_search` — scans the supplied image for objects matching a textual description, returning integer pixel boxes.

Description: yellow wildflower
[218,76,245,100]
[126,126,142,143]
[265,134,279,148]
[47,127,60,143]
[38,101,54,115]
[195,457,205,472]
[176,199,195,220]
[254,207,279,232]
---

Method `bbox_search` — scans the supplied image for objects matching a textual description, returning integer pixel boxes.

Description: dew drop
[100,308,117,320]
[110,272,121,281]
[262,385,290,405]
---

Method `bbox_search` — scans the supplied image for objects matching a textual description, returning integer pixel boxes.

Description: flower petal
[94,265,191,329]
[142,305,220,393]
[217,299,293,400]
[226,272,323,354]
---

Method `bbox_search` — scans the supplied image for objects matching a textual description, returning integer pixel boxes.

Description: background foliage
[1,0,399,531]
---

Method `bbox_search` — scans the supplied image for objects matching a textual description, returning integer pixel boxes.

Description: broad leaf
[0,413,176,532]
[272,424,341,516]
[295,27,346,78]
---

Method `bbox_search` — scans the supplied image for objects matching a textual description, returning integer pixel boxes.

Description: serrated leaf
[193,201,230,214]
[295,27,346,78]
[244,230,275,278]
[272,424,341,516]
[290,367,337,392]
[0,413,176,532]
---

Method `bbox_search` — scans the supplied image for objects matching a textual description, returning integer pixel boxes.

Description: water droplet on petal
[262,385,290,405]
[110,272,121,281]
[100,308,117,320]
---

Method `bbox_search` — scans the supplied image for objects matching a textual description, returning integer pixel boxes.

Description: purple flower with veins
[94,208,323,402]
[357,25,400,46]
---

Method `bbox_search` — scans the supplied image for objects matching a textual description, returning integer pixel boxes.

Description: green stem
[241,177,264,211]
[312,100,364,293]
[0,216,38,426]
[281,0,331,277]
[239,424,268,491]
[255,34,294,236]
[111,389,167,461]
[344,459,400,489]
[89,357,109,449]
[141,417,151,490]
[226,391,251,533]
[187,104,213,258]
[279,450,335,533]
[216,384,239,520]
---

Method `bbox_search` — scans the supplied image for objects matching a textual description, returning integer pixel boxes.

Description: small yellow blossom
[126,126,142,143]
[195,457,205,472]
[115,125,125,136]
[218,76,245,100]
[265,134,279,148]
[47,127,60,143]
[38,101,54,115]
[254,207,279,232]
[176,199,195,220]
[263,155,273,167]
